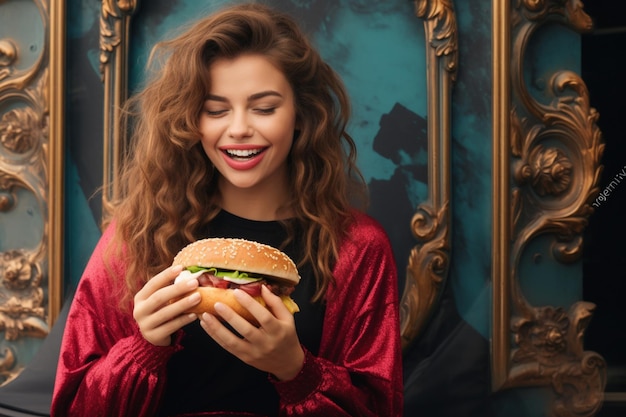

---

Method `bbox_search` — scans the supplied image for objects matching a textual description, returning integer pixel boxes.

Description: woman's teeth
[225,149,262,159]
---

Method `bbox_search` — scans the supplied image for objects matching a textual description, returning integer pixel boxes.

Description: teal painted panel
[524,24,581,105]
[0,0,44,72]
[64,0,107,294]
[64,154,100,290]
[518,235,583,308]
[0,188,43,253]
[67,0,101,39]
[449,0,493,338]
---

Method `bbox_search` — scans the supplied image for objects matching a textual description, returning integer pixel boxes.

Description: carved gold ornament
[0,348,17,386]
[0,0,66,386]
[0,100,50,382]
[517,145,573,197]
[0,107,43,154]
[0,39,18,81]
[400,0,457,349]
[0,81,50,348]
[100,0,139,214]
[492,1,606,416]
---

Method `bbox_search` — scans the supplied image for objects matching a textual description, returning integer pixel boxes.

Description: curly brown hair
[105,3,367,305]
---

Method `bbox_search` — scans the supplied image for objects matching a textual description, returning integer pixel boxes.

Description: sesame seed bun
[172,238,301,286]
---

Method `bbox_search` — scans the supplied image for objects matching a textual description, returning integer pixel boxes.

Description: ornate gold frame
[492,1,606,415]
[0,0,65,384]
[399,0,457,349]
[49,0,66,327]
[99,0,139,214]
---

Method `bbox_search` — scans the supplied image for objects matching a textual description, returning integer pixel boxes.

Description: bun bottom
[183,287,298,326]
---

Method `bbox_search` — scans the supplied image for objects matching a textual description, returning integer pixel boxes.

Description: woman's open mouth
[220,146,267,170]
[223,148,265,161]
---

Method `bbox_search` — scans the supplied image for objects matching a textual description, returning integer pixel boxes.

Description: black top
[159,210,325,416]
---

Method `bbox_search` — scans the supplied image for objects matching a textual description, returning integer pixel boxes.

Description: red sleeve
[273,212,404,416]
[51,224,180,417]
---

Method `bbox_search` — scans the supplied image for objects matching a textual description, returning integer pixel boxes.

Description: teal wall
[64,0,102,293]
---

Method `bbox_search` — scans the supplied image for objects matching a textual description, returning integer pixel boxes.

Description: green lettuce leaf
[185,266,263,283]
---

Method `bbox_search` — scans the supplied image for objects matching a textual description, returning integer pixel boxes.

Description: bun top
[172,238,300,285]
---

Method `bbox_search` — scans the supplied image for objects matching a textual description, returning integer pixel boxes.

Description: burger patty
[197,273,295,298]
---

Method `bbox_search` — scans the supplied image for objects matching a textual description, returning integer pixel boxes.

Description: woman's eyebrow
[248,90,283,101]
[205,91,283,102]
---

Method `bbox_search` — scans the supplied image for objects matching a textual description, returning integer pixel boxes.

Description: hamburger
[172,238,300,325]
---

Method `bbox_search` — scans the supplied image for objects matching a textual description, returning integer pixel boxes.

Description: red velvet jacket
[51,212,403,416]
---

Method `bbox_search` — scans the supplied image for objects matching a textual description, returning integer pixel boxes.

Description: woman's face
[199,53,297,197]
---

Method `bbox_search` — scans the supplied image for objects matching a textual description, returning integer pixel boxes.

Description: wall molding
[399,0,457,350]
[99,0,139,214]
[0,0,65,385]
[492,1,607,415]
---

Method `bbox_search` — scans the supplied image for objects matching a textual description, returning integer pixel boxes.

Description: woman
[52,3,403,416]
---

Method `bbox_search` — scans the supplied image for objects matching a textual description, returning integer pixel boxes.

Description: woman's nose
[227,112,253,139]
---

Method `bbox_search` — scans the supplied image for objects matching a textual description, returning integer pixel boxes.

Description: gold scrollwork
[0,249,48,341]
[415,0,458,78]
[401,202,450,348]
[516,145,573,197]
[0,0,65,386]
[99,0,139,76]
[0,39,18,82]
[0,150,50,384]
[0,39,17,66]
[0,171,19,212]
[0,347,18,386]
[99,0,139,215]
[400,0,457,349]
[492,1,606,416]
[0,107,43,154]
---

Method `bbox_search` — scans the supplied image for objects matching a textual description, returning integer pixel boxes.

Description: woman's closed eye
[205,109,228,117]
[254,107,276,115]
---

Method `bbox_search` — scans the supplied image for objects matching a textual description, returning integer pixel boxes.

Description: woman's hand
[199,285,305,381]
[133,265,201,346]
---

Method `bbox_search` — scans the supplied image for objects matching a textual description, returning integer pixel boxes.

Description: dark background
[581,1,626,415]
